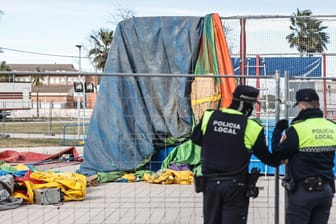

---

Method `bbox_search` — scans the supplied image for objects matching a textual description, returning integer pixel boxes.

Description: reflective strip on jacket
[201,108,262,152]
[292,118,336,152]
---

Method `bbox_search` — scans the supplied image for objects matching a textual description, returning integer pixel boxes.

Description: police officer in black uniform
[191,85,280,224]
[272,88,336,224]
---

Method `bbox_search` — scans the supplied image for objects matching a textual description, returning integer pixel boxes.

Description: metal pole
[79,47,86,142]
[322,53,327,118]
[284,71,289,119]
[48,102,53,135]
[284,71,289,223]
[240,18,246,85]
[274,69,280,224]
[256,55,260,118]
[75,45,82,141]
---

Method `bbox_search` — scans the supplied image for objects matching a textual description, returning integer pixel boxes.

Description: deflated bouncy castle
[78,13,237,179]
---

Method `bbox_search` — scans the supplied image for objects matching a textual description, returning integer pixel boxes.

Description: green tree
[286,9,329,56]
[0,61,12,82]
[32,67,45,117]
[88,28,113,71]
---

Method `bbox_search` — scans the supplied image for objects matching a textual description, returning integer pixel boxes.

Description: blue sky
[1,0,335,71]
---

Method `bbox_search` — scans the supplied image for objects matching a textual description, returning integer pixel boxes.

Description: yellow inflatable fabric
[143,169,194,185]
[13,171,87,203]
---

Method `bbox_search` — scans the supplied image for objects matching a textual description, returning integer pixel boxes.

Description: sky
[1,0,336,71]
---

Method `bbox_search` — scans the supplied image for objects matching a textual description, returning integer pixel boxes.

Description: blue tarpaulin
[78,17,203,176]
[78,16,332,176]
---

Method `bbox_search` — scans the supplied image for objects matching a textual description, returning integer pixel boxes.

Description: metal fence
[1,14,336,224]
[0,72,335,224]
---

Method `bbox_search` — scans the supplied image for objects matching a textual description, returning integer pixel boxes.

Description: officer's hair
[301,100,320,109]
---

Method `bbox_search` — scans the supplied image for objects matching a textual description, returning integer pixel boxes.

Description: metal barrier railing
[62,123,88,146]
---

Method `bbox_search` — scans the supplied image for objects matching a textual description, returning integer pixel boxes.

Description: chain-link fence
[1,14,336,224]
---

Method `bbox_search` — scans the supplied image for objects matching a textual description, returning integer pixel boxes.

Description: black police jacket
[191,109,279,176]
[272,108,335,192]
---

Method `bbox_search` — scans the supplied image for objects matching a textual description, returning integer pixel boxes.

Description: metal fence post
[274,69,280,224]
[284,70,290,223]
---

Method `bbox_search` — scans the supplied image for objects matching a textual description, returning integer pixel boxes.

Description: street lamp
[75,44,87,143]
[75,45,82,141]
[75,45,82,70]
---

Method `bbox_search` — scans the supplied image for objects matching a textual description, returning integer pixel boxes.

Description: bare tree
[109,8,135,26]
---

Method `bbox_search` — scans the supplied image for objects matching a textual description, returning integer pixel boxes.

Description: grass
[1,122,82,135]
[0,121,87,147]
[0,136,84,148]
[0,137,64,148]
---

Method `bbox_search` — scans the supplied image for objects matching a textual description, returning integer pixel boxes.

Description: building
[0,82,31,118]
[7,64,97,110]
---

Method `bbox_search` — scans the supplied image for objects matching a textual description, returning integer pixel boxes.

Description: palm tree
[286,9,329,56]
[32,67,45,117]
[88,28,113,71]
[88,8,134,73]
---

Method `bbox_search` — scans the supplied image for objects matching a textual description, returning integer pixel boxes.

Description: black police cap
[233,85,260,103]
[294,88,319,106]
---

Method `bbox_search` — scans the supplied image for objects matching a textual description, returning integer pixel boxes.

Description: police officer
[191,85,279,224]
[272,88,336,224]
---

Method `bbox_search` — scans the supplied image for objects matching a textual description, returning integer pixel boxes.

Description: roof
[7,64,77,72]
[32,85,73,94]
